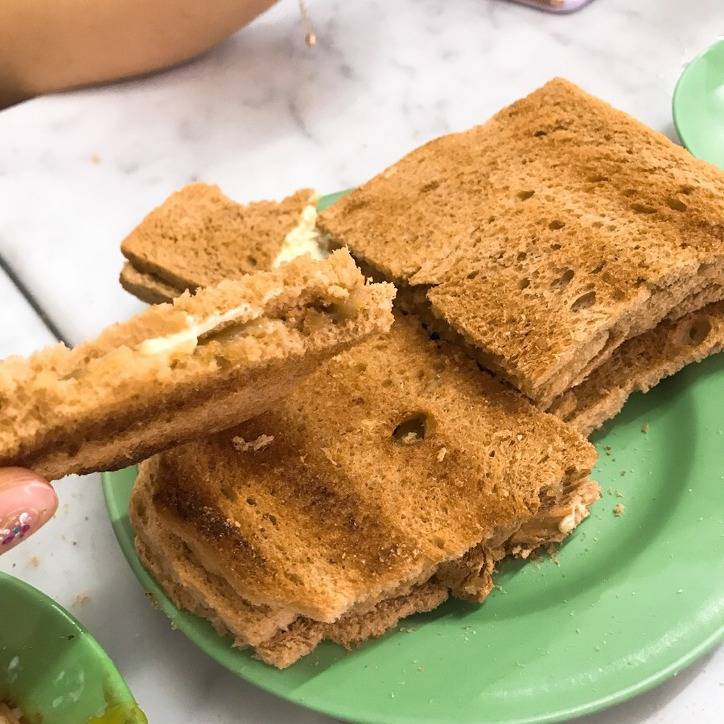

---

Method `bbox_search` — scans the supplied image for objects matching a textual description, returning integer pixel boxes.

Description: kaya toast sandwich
[130,313,598,668]
[0,250,394,480]
[120,184,320,303]
[318,78,724,418]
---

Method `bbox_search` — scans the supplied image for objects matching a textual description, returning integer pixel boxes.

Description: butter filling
[138,303,261,357]
[272,197,325,268]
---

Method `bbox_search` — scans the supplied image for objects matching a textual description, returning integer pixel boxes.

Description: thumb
[0,468,57,554]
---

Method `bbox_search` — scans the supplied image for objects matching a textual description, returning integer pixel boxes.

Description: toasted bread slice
[550,301,724,435]
[121,184,318,292]
[130,315,596,649]
[129,319,599,666]
[318,78,724,407]
[0,251,394,480]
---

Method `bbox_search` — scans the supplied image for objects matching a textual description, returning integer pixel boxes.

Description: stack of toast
[3,78,719,670]
[114,78,722,668]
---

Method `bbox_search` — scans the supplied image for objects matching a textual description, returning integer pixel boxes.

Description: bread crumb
[641,423,649,434]
[73,594,90,607]
[91,152,101,164]
[321,447,339,466]
[613,503,625,517]
[30,556,40,568]
[233,434,274,452]
[401,431,421,445]
[436,447,447,462]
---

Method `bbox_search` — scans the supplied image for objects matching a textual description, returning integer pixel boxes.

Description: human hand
[0,468,57,554]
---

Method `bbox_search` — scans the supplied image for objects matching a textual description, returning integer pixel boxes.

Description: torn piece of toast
[130,314,598,666]
[0,251,394,480]
[318,77,724,408]
[120,184,320,295]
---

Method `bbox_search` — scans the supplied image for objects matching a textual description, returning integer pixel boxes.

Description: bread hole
[517,190,535,201]
[586,174,608,183]
[246,497,257,507]
[467,270,479,280]
[550,243,561,251]
[247,255,258,267]
[381,378,393,387]
[488,216,496,224]
[622,189,637,198]
[263,512,278,527]
[518,277,530,290]
[552,268,574,288]
[591,261,606,274]
[631,202,657,215]
[354,362,367,374]
[666,197,687,212]
[570,291,596,312]
[686,317,711,346]
[489,450,496,458]
[591,221,604,229]
[420,180,440,193]
[392,412,432,444]
[516,251,527,262]
[548,220,565,231]
[678,184,695,195]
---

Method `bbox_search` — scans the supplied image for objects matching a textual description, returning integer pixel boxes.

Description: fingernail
[0,476,58,552]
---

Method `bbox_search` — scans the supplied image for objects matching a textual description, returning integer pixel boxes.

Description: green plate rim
[102,190,723,723]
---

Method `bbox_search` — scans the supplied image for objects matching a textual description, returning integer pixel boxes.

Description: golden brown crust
[0,250,395,479]
[121,184,314,291]
[319,78,724,405]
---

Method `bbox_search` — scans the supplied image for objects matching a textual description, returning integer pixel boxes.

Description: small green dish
[0,573,146,724]
[673,39,724,167]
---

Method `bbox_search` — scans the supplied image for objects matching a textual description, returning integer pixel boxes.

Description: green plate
[673,39,724,167]
[0,572,146,724]
[103,191,723,723]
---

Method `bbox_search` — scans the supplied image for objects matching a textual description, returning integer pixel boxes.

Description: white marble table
[0,0,721,721]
